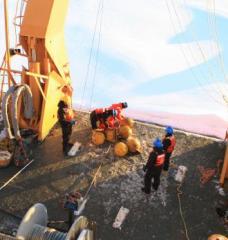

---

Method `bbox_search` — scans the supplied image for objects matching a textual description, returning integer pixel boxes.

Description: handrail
[13,0,28,46]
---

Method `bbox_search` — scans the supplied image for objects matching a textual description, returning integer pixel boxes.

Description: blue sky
[1,0,228,119]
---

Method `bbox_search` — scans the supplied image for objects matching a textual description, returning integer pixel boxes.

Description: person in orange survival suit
[105,109,118,129]
[162,126,176,172]
[142,138,165,194]
[58,100,76,156]
[90,108,106,130]
[109,102,128,121]
[90,108,117,130]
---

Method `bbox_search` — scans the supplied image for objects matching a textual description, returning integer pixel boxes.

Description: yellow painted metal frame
[19,0,71,140]
[38,71,64,140]
[1,0,72,141]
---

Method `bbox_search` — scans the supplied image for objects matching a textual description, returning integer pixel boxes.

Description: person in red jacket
[109,102,128,121]
[90,108,118,130]
[162,126,176,172]
[142,138,165,194]
[90,108,106,129]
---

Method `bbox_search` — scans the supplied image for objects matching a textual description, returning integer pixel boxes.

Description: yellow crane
[0,0,72,141]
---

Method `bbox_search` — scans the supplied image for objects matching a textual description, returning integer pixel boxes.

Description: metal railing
[13,0,28,47]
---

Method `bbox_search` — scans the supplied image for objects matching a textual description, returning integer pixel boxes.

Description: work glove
[71,120,76,125]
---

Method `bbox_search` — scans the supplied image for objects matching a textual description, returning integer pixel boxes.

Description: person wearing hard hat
[142,138,165,194]
[162,126,176,172]
[58,100,76,156]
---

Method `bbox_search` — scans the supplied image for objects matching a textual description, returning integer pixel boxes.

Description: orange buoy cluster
[91,117,142,157]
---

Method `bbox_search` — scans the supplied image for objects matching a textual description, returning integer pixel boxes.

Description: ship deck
[0,113,227,239]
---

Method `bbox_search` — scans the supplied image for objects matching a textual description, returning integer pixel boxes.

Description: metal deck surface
[0,115,227,239]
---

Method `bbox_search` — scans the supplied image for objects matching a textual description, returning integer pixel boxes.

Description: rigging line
[206,0,228,97]
[205,0,228,91]
[177,183,190,240]
[179,1,223,92]
[206,0,222,78]
[175,0,226,97]
[171,0,228,105]
[180,0,227,99]
[166,0,224,106]
[207,0,228,98]
[211,0,228,82]
[89,0,104,111]
[165,0,225,106]
[78,0,102,111]
[0,159,34,192]
[79,0,103,112]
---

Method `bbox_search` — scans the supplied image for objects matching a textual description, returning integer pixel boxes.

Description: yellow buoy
[114,142,128,157]
[92,131,105,145]
[121,118,134,128]
[105,129,117,143]
[208,234,228,240]
[119,125,132,139]
[127,137,142,153]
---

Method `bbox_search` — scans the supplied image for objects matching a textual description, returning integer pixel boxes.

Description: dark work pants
[90,111,97,129]
[163,152,172,171]
[144,168,162,193]
[68,210,74,230]
[61,123,72,154]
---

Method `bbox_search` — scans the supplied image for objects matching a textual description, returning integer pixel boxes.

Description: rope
[79,0,103,112]
[2,85,17,139]
[11,84,34,138]
[178,1,227,100]
[83,143,111,198]
[2,84,34,139]
[89,0,104,111]
[208,0,228,83]
[177,183,190,240]
[180,0,228,101]
[83,164,102,200]
[165,0,226,106]
[0,159,34,191]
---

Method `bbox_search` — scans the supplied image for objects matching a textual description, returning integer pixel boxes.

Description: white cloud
[1,0,227,121]
[0,1,222,79]
[185,0,228,18]
[125,82,228,120]
[67,0,220,79]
